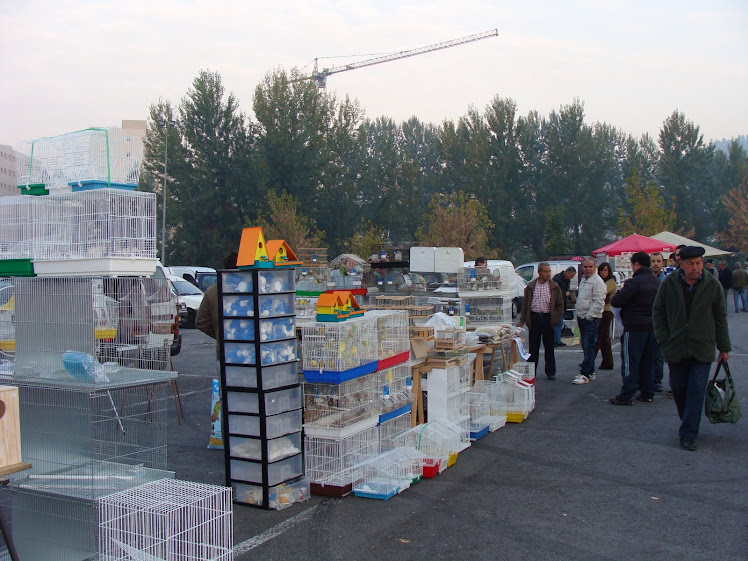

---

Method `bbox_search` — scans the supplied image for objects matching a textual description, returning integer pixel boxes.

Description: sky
[1,0,746,149]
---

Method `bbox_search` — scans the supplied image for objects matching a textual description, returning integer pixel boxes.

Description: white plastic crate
[98,478,233,561]
[300,315,377,373]
[17,127,143,191]
[304,424,379,487]
[303,372,379,430]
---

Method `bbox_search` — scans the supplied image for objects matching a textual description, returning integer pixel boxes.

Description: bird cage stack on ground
[470,380,507,432]
[0,189,157,277]
[422,358,471,456]
[98,479,233,561]
[392,420,462,478]
[351,447,423,500]
[497,370,535,423]
[218,264,308,510]
[16,127,143,193]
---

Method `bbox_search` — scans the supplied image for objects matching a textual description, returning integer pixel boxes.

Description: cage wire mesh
[463,295,513,324]
[16,127,143,191]
[378,409,413,452]
[378,364,414,414]
[497,371,535,419]
[0,276,177,382]
[391,422,459,470]
[0,189,156,261]
[295,266,328,293]
[98,478,233,561]
[303,372,379,430]
[304,424,379,487]
[367,309,409,361]
[352,448,419,499]
[300,315,378,373]
[512,361,536,384]
[457,267,512,291]
[470,380,507,431]
[13,382,170,500]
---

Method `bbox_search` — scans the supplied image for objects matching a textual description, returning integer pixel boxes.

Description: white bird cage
[470,380,507,431]
[295,266,329,293]
[458,267,507,291]
[351,448,420,500]
[294,296,319,320]
[0,189,156,270]
[16,127,143,192]
[302,372,379,430]
[368,309,409,363]
[98,479,233,561]
[512,361,536,385]
[300,315,378,376]
[462,295,513,324]
[392,421,461,476]
[434,327,466,350]
[378,364,414,415]
[497,370,535,422]
[3,277,177,384]
[378,407,413,452]
[303,423,379,488]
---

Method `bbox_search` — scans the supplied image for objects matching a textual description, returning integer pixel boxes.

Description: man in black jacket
[609,252,661,405]
[552,267,577,346]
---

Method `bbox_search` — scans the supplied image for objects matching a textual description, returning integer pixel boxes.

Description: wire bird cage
[0,277,177,382]
[367,309,409,363]
[300,315,378,375]
[16,127,143,191]
[303,372,379,430]
[470,380,507,431]
[462,295,513,324]
[457,267,511,291]
[497,370,535,422]
[0,189,156,263]
[304,424,379,487]
[98,479,233,561]
[351,447,423,500]
[378,407,413,452]
[391,420,462,476]
[378,364,414,415]
[295,266,329,293]
[11,383,171,499]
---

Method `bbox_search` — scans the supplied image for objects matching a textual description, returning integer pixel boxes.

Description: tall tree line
[140,69,748,267]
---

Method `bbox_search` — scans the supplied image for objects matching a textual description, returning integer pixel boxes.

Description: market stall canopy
[592,233,677,257]
[650,231,731,258]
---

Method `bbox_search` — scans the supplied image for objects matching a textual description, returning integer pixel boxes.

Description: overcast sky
[2,0,746,149]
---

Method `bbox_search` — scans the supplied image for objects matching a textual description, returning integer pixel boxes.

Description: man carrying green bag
[705,362,741,424]
[652,246,732,451]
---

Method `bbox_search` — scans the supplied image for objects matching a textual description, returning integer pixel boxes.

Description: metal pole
[161,121,168,263]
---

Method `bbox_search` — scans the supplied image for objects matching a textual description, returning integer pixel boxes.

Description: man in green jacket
[652,246,731,451]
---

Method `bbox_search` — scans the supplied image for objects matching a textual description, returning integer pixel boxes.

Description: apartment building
[0,145,20,196]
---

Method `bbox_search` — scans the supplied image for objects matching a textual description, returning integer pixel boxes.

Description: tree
[716,175,748,251]
[347,219,389,260]
[415,191,494,259]
[617,168,676,237]
[255,190,325,250]
[543,207,573,257]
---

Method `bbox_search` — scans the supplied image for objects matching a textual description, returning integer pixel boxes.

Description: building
[0,145,20,196]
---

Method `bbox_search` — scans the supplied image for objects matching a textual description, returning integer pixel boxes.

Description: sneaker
[587,373,595,381]
[609,396,634,405]
[635,394,653,403]
[680,438,697,451]
[572,375,589,385]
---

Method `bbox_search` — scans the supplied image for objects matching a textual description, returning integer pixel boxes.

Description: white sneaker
[572,375,589,385]
[588,373,595,381]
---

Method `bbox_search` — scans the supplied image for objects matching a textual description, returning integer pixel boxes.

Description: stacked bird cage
[304,423,379,491]
[303,372,379,430]
[368,309,410,368]
[392,420,461,478]
[470,379,507,431]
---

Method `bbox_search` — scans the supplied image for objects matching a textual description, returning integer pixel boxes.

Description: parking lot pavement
[170,315,748,561]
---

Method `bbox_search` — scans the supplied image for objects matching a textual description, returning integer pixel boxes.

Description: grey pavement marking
[233,504,321,554]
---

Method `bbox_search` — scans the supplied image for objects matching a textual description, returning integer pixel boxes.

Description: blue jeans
[733,288,748,312]
[554,318,563,344]
[578,317,600,376]
[618,330,657,400]
[668,360,711,440]
[653,343,665,390]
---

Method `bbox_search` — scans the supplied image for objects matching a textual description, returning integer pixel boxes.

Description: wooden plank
[0,386,22,470]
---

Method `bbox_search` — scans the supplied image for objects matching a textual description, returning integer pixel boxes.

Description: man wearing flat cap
[652,246,731,451]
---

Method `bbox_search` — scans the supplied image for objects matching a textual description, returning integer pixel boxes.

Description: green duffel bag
[704,361,741,424]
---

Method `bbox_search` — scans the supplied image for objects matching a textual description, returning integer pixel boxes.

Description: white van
[515,260,582,292]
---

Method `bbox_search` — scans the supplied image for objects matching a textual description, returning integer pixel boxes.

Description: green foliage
[543,207,573,257]
[347,219,389,260]
[617,168,676,237]
[255,190,325,250]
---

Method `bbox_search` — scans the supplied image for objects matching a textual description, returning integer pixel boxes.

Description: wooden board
[0,386,22,469]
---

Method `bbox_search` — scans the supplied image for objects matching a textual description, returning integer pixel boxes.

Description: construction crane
[299,28,498,88]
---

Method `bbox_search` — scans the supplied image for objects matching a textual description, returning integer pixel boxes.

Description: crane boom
[306,28,498,87]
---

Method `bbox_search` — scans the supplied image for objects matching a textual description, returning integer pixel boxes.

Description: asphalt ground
[169,312,748,561]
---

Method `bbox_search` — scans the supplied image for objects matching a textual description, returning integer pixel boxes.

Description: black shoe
[598,364,614,370]
[680,438,697,451]
[653,386,663,392]
[556,342,566,347]
[609,396,634,405]
[636,394,653,403]
[546,375,556,380]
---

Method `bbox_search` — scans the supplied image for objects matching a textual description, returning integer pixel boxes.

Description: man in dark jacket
[552,267,577,346]
[517,262,565,380]
[718,260,733,302]
[652,246,731,451]
[609,252,661,405]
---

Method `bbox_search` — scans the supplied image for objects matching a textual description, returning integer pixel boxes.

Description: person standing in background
[649,252,667,392]
[594,262,617,370]
[731,262,748,312]
[650,252,666,282]
[552,266,577,347]
[573,258,606,385]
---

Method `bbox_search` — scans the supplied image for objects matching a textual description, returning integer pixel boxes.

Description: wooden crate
[0,385,22,469]
[409,326,434,340]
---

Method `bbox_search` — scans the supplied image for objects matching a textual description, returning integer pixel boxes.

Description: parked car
[515,260,582,293]
[167,274,205,329]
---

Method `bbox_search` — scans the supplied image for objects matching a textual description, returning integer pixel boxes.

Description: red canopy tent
[592,234,677,257]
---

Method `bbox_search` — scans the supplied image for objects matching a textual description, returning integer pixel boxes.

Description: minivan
[515,260,582,292]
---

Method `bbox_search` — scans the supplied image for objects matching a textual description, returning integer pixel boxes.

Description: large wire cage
[304,424,379,487]
[99,479,233,561]
[300,315,378,374]
[16,127,143,191]
[303,372,379,430]
[0,189,156,262]
[0,277,177,382]
[367,309,409,362]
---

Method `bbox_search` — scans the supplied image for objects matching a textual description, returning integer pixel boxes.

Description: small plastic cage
[368,309,409,362]
[512,361,536,385]
[434,327,466,350]
[304,424,379,487]
[1,276,177,382]
[497,370,535,421]
[351,448,422,500]
[0,189,156,262]
[16,127,143,191]
[392,420,462,474]
[463,295,513,324]
[471,380,507,431]
[303,372,379,430]
[300,315,378,373]
[379,364,414,415]
[457,267,511,291]
[378,407,413,452]
[294,296,319,320]
[12,382,172,501]
[98,478,233,561]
